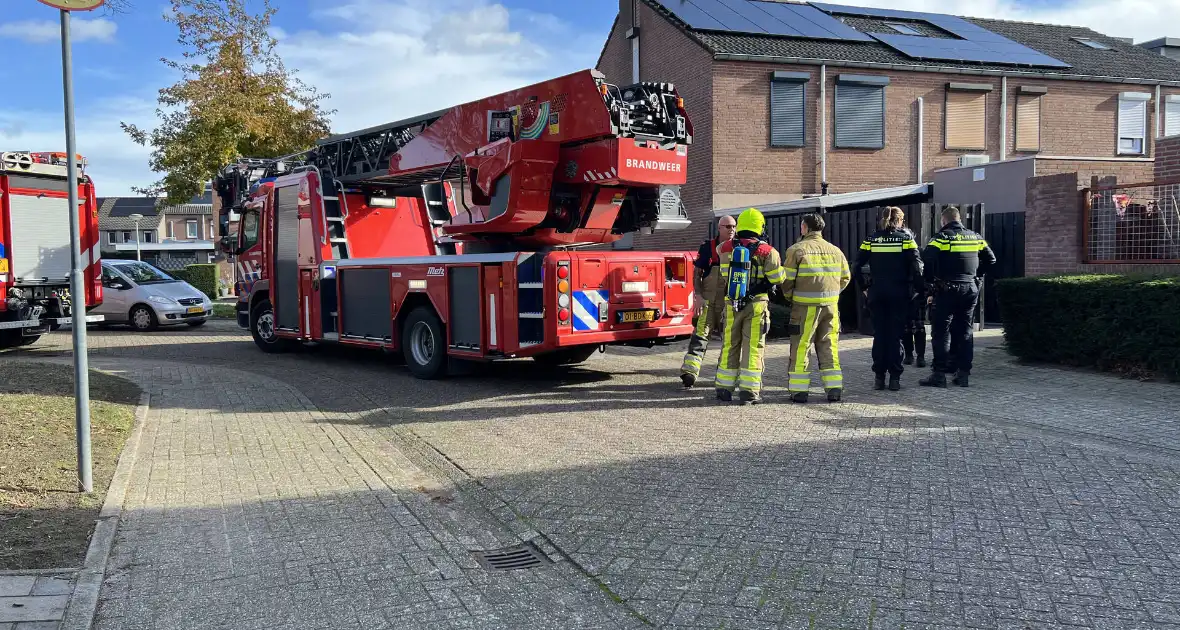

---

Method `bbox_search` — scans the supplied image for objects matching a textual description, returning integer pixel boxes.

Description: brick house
[596,0,1180,250]
[97,185,233,293]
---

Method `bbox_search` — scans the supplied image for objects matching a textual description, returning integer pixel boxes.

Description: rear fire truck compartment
[8,194,73,283]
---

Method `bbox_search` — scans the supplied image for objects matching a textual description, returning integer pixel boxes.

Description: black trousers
[930,282,979,374]
[869,291,909,376]
[901,294,927,360]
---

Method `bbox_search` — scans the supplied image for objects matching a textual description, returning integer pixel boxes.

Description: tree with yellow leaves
[122,0,333,205]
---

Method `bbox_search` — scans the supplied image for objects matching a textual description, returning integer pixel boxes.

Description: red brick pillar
[1024,172,1080,276]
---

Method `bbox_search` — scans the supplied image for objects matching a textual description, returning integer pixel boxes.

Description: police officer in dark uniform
[854,207,923,392]
[919,206,996,388]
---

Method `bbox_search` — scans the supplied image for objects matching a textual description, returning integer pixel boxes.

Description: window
[944,83,991,151]
[122,231,132,242]
[167,221,174,239]
[1015,86,1046,152]
[769,71,808,147]
[106,231,116,245]
[834,74,888,149]
[1118,92,1150,155]
[186,220,198,239]
[208,222,215,239]
[1073,37,1111,50]
[142,230,154,243]
[886,22,923,36]
[240,209,260,250]
[1166,95,1180,137]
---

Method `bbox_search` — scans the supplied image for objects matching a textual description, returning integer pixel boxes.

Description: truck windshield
[116,262,176,285]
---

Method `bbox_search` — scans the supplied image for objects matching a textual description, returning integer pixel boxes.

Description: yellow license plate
[186,306,204,314]
[619,310,654,323]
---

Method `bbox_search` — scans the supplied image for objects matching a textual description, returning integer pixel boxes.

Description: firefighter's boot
[826,388,842,402]
[873,374,886,390]
[888,375,901,391]
[715,388,732,402]
[791,392,809,404]
[920,371,947,388]
[738,390,761,405]
[681,373,696,388]
[953,370,970,387]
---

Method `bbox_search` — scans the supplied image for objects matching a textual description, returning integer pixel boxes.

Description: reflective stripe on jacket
[781,233,851,305]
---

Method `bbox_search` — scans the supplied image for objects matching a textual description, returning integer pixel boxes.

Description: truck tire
[532,345,599,367]
[129,304,159,332]
[402,306,448,379]
[251,299,293,353]
[18,335,40,347]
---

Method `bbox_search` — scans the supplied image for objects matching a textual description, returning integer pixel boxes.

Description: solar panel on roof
[652,0,874,41]
[869,33,1071,67]
[752,1,875,41]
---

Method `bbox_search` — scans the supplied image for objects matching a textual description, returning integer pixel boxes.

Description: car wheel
[128,304,159,332]
[186,319,207,328]
[251,299,293,353]
[401,306,448,379]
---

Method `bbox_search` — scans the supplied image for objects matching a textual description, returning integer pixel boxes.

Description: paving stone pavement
[0,575,74,628]
[11,321,1180,629]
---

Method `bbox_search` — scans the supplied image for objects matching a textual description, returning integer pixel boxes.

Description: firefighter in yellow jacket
[715,208,788,405]
[781,213,852,403]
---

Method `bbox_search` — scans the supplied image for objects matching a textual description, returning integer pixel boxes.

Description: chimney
[1139,37,1180,61]
[620,0,633,30]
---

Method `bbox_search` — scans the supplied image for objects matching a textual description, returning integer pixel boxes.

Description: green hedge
[171,264,219,299]
[998,273,1180,381]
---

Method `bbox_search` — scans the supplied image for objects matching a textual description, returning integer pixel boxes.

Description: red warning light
[556,265,569,279]
[558,308,570,322]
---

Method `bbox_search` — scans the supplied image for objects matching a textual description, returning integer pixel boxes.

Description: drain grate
[471,541,553,571]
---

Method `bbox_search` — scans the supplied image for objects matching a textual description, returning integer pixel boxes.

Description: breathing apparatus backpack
[726,239,765,311]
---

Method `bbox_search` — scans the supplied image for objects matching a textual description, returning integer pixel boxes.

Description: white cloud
[286,0,596,135]
[845,0,1177,42]
[0,94,156,197]
[0,17,117,44]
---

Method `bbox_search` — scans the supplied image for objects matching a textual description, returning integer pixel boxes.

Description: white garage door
[9,194,72,283]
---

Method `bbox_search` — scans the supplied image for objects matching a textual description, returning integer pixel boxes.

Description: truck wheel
[532,345,599,367]
[402,306,448,379]
[129,304,159,332]
[18,335,40,347]
[0,330,21,350]
[251,299,292,353]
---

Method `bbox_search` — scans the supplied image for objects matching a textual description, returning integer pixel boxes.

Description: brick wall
[597,1,714,251]
[1033,159,1155,188]
[1155,135,1180,180]
[1025,171,1179,276]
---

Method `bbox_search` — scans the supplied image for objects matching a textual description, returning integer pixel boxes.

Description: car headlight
[148,295,176,305]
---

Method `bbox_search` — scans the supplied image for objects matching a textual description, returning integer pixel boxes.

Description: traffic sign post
[39,0,105,493]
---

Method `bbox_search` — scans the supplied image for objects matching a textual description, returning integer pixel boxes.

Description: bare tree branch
[100,0,132,16]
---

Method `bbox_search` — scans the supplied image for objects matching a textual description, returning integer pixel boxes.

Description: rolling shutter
[945,90,987,150]
[1015,94,1042,152]
[1166,96,1180,137]
[8,194,72,282]
[835,83,885,149]
[1117,93,1149,155]
[770,80,805,147]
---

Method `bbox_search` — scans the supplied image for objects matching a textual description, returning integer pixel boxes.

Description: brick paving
[10,321,1180,629]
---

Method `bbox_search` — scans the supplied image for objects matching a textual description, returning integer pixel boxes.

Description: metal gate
[982,212,1024,324]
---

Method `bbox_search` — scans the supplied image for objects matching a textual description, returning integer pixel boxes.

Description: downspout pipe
[916,96,924,183]
[820,64,828,194]
[1000,76,1008,161]
[1156,84,1162,141]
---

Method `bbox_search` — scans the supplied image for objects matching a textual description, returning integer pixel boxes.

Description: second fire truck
[216,69,698,378]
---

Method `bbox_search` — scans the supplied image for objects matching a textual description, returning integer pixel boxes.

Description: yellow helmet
[736,207,765,235]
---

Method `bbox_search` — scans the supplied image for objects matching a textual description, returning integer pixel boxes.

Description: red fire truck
[0,151,104,349]
[216,69,698,378]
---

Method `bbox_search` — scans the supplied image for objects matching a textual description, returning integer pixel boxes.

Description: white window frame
[1117,92,1150,156]
[1165,94,1180,137]
[186,220,198,239]
[122,231,132,242]
[106,231,116,244]
[142,230,154,243]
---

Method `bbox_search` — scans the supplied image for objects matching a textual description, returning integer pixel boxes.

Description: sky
[0,0,1176,197]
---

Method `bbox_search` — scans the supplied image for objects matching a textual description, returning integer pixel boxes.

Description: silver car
[94,260,214,331]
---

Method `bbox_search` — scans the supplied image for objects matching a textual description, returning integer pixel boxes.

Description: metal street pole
[60,9,92,493]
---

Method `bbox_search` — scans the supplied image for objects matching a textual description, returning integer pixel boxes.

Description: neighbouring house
[597,0,1180,250]
[98,185,233,293]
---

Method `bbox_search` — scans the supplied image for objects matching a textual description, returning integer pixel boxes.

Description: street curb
[58,390,151,630]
